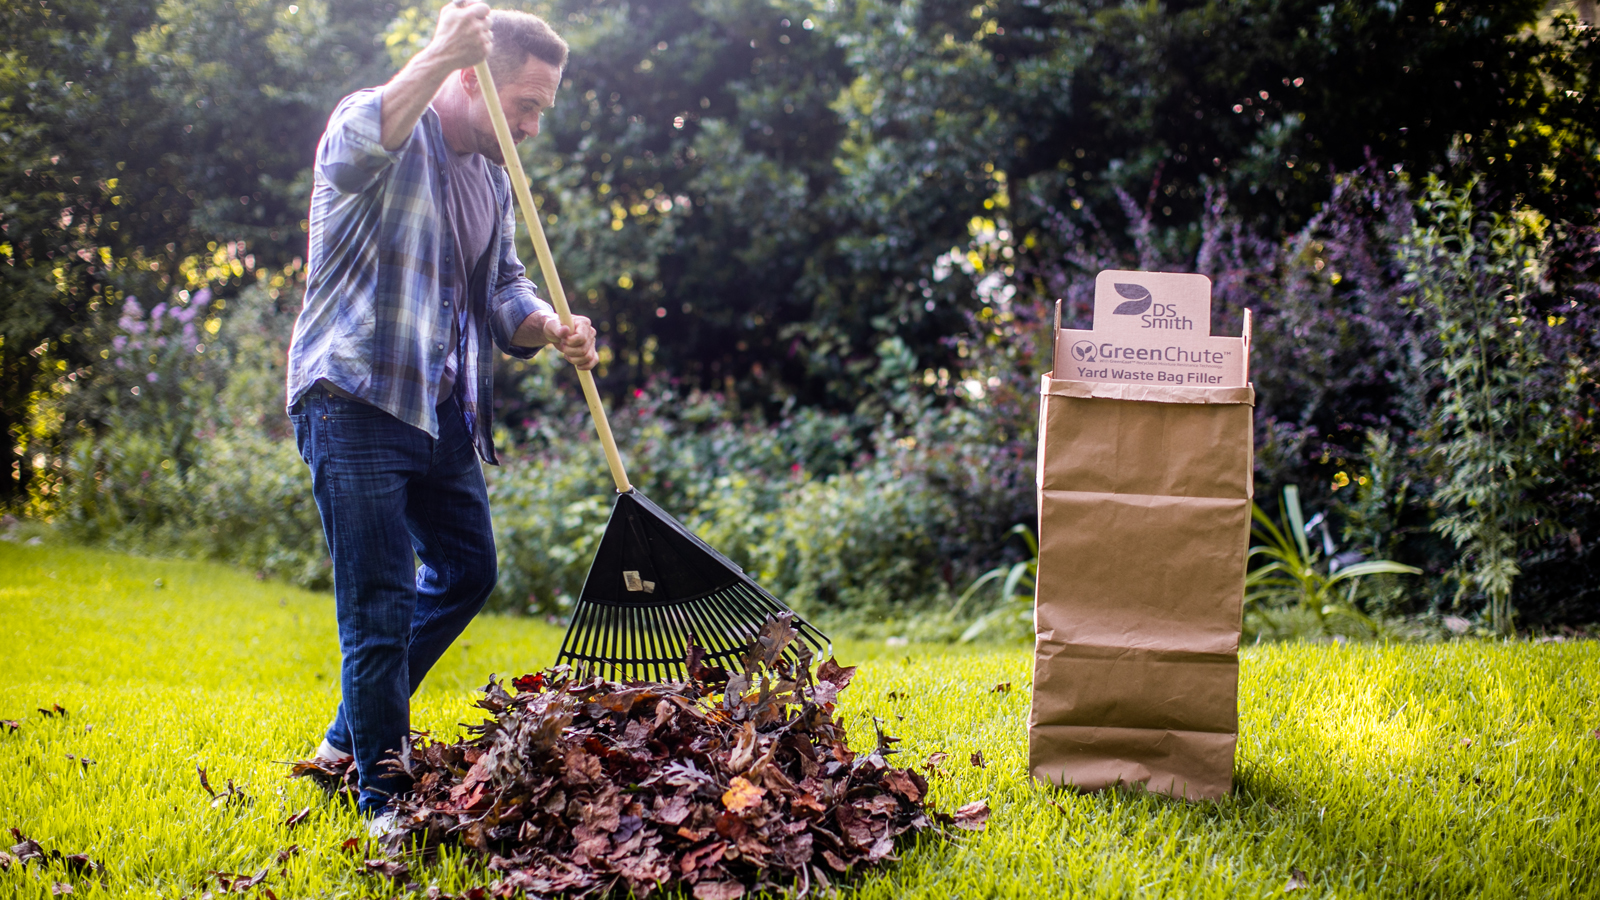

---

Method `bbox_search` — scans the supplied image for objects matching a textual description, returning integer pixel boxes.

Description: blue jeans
[291,389,497,812]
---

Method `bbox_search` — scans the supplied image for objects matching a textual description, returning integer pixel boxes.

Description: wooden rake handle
[474,59,633,493]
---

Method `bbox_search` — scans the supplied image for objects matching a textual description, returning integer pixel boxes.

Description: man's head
[444,10,568,164]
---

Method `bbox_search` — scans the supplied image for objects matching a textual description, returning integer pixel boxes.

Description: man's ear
[460,65,480,97]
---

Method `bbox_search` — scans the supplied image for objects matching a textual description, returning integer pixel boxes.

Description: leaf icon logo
[1111,283,1153,316]
[1070,341,1097,362]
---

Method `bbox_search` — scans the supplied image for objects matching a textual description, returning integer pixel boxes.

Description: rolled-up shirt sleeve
[487,188,555,359]
[317,89,403,196]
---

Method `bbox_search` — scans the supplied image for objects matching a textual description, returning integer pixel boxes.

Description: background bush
[5,0,1598,635]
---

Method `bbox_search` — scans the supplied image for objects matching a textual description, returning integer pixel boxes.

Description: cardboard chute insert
[1031,270,1254,801]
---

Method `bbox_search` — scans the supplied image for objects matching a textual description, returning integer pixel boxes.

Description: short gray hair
[487,10,568,80]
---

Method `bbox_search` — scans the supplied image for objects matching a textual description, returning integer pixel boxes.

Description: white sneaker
[314,739,353,766]
[367,808,401,838]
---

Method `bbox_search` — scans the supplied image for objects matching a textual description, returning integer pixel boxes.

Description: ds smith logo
[1111,283,1194,331]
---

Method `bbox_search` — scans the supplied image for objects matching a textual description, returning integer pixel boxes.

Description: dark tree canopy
[3,0,1596,501]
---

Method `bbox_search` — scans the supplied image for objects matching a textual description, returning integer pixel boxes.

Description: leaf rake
[473,53,828,681]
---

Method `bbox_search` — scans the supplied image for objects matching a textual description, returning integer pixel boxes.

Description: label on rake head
[623,571,656,593]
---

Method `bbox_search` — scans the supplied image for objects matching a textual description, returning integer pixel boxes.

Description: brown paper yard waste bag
[1030,271,1253,800]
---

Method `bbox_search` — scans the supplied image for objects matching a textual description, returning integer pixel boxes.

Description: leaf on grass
[953,800,991,831]
[9,837,44,864]
[0,851,15,871]
[38,704,68,718]
[924,751,949,773]
[283,807,311,828]
[215,867,270,893]
[50,883,72,896]
[721,776,765,813]
[275,845,299,864]
[1285,867,1310,891]
[59,854,97,876]
[363,858,410,882]
[990,682,1011,694]
[970,750,986,769]
[339,838,360,855]
[1,720,19,733]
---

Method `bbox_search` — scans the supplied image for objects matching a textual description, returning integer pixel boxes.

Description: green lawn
[1,541,1596,899]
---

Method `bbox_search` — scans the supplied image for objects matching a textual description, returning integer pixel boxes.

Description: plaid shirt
[286,88,552,464]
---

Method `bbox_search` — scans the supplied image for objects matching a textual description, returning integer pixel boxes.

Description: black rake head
[556,490,829,682]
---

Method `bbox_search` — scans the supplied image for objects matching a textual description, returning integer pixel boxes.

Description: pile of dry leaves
[293,616,987,898]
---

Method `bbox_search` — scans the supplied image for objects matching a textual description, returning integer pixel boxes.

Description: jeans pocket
[290,414,313,465]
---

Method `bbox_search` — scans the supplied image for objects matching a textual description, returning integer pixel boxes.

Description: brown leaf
[1,720,18,733]
[339,837,360,855]
[713,812,749,842]
[50,883,72,896]
[728,722,758,773]
[59,854,97,876]
[283,807,310,828]
[970,750,986,769]
[953,800,991,831]
[821,849,849,872]
[275,845,299,864]
[1285,867,1310,891]
[924,751,949,773]
[990,681,1011,694]
[232,867,270,890]
[815,658,856,692]
[9,838,45,864]
[362,858,410,882]
[693,881,746,900]
[653,794,692,826]
[753,614,799,668]
[680,841,726,876]
[835,805,877,847]
[563,748,603,784]
[883,769,925,803]
[721,776,765,813]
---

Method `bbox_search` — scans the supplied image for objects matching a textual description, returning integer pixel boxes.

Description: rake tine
[651,604,677,681]
[698,592,746,665]
[642,605,662,682]
[655,603,687,680]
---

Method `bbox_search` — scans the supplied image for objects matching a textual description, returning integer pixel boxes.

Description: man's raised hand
[431,0,492,73]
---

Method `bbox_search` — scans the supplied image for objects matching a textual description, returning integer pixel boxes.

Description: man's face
[470,55,561,164]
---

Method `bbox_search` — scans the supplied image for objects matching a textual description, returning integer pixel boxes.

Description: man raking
[284,0,594,822]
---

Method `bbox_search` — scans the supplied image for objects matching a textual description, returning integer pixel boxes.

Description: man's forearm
[380,48,458,151]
